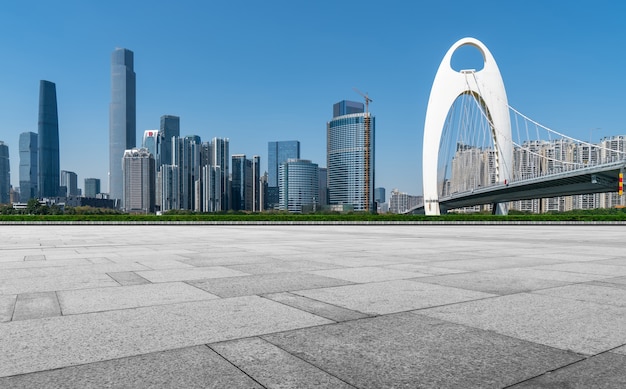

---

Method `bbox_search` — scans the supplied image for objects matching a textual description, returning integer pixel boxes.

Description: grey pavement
[0,224,625,388]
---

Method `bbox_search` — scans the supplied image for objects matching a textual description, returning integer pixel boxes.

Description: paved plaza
[1,224,625,388]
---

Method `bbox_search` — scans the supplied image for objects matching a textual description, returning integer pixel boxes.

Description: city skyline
[1,1,625,196]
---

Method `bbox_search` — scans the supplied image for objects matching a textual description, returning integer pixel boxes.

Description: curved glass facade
[278,159,319,213]
[327,111,375,211]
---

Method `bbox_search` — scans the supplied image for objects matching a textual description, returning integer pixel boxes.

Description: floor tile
[294,279,494,315]
[421,293,626,355]
[0,345,263,389]
[264,312,581,389]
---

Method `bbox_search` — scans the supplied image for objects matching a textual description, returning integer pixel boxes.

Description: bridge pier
[492,202,508,215]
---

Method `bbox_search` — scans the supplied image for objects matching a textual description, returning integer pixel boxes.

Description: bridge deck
[409,161,626,213]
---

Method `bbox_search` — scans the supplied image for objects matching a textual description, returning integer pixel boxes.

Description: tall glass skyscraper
[210,137,229,211]
[252,155,261,212]
[109,48,136,201]
[327,100,375,212]
[0,141,10,204]
[159,115,180,167]
[231,154,252,211]
[267,140,300,209]
[38,80,60,198]
[19,132,38,201]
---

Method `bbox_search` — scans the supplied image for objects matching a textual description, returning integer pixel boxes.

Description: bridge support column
[492,202,508,215]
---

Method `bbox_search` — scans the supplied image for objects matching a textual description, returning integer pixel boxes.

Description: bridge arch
[422,37,512,215]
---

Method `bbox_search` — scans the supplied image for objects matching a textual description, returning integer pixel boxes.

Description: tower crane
[353,88,374,212]
[353,87,372,114]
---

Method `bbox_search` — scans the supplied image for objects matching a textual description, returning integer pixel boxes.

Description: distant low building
[84,178,101,198]
[389,189,423,214]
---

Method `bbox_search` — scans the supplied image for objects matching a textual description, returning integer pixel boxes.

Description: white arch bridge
[415,37,625,215]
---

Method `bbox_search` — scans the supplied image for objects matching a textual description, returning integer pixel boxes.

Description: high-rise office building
[109,48,136,201]
[267,141,300,209]
[170,136,202,210]
[260,171,268,212]
[38,80,60,198]
[209,137,229,211]
[278,159,319,213]
[159,115,180,167]
[84,178,101,198]
[160,164,180,211]
[327,100,375,212]
[201,165,222,212]
[318,167,328,206]
[60,170,78,196]
[122,148,155,213]
[185,136,202,211]
[231,154,252,211]
[19,132,38,201]
[252,155,261,212]
[142,129,160,160]
[0,141,10,204]
[374,187,386,204]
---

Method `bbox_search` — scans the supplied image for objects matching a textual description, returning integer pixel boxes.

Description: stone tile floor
[0,224,625,388]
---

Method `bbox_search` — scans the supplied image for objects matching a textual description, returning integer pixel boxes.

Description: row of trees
[0,199,122,215]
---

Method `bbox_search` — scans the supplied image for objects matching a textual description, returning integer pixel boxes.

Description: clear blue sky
[1,0,624,196]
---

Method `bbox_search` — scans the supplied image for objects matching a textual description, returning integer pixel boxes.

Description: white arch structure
[422,37,513,215]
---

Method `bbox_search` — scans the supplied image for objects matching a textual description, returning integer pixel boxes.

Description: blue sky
[1,0,624,196]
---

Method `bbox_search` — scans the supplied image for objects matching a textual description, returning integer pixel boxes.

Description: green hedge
[1,208,626,222]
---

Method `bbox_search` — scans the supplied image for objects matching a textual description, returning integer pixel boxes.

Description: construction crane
[353,88,374,212]
[353,87,373,114]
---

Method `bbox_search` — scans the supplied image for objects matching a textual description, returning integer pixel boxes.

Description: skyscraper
[318,167,328,206]
[267,141,300,209]
[374,187,386,204]
[171,135,201,210]
[122,148,155,213]
[60,170,78,196]
[278,159,319,213]
[210,137,229,211]
[0,141,10,204]
[84,178,101,198]
[109,48,136,201]
[38,80,60,198]
[142,129,160,160]
[19,132,38,201]
[159,115,180,167]
[231,154,252,211]
[252,155,261,212]
[201,165,222,212]
[327,100,375,212]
